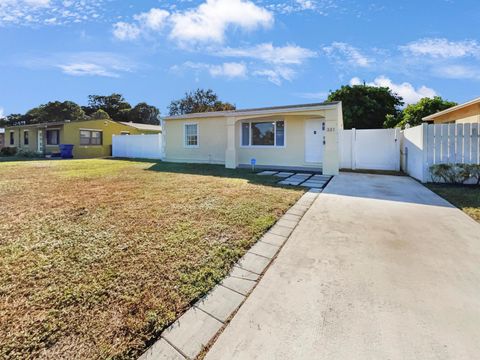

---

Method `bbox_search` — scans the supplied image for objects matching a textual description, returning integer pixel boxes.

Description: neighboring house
[0,128,4,149]
[162,102,343,175]
[5,119,161,158]
[423,97,480,124]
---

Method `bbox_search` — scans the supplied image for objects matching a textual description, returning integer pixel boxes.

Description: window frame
[46,129,60,146]
[79,129,103,146]
[23,130,29,145]
[9,131,15,145]
[240,120,286,148]
[184,122,199,148]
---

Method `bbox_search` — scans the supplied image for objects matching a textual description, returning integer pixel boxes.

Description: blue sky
[1,0,479,117]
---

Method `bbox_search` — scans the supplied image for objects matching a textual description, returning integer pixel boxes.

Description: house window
[23,131,29,145]
[80,130,103,145]
[241,121,285,147]
[184,123,198,147]
[9,131,14,145]
[46,130,60,145]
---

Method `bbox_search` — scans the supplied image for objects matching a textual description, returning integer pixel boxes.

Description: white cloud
[350,76,437,104]
[219,43,316,65]
[23,52,135,78]
[0,107,5,119]
[113,22,141,41]
[295,0,316,10]
[433,65,480,80]
[265,0,336,15]
[0,0,104,26]
[114,1,272,43]
[169,0,273,44]
[400,38,480,59]
[323,42,372,67]
[57,63,119,78]
[133,8,169,31]
[181,61,247,79]
[218,43,315,85]
[253,67,295,86]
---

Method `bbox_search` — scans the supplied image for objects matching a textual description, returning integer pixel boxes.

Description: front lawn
[0,159,303,359]
[427,184,480,222]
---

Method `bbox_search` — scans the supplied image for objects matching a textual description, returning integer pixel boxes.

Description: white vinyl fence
[112,134,164,160]
[340,128,401,171]
[402,123,480,182]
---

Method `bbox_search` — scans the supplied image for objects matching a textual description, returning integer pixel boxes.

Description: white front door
[37,130,44,153]
[305,119,324,163]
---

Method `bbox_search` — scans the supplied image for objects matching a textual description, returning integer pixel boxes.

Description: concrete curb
[138,189,321,360]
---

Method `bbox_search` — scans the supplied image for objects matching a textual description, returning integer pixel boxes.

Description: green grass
[0,159,304,359]
[427,184,480,222]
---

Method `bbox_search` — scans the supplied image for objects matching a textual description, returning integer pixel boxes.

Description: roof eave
[164,102,340,121]
[422,97,480,121]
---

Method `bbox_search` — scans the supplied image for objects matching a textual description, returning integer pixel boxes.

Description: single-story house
[423,97,480,124]
[162,102,343,175]
[5,119,161,158]
[0,128,4,149]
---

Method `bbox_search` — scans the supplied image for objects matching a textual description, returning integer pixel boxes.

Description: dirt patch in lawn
[427,184,480,222]
[0,159,303,359]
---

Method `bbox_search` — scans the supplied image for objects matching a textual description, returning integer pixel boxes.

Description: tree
[86,94,132,121]
[395,96,457,128]
[168,89,236,116]
[90,109,111,120]
[25,101,85,124]
[327,84,404,129]
[127,103,160,125]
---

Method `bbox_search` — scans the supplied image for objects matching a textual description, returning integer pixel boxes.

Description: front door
[305,119,324,163]
[37,130,44,153]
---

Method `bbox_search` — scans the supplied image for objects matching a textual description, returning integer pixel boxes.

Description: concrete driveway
[205,173,480,360]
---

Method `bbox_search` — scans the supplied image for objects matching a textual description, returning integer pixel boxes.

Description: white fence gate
[112,134,164,160]
[402,123,480,182]
[340,128,401,171]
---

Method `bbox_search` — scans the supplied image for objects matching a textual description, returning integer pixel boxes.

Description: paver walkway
[205,173,480,360]
[257,170,331,188]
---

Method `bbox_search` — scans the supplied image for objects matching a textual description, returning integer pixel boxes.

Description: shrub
[17,148,43,158]
[429,163,476,184]
[468,164,480,185]
[0,147,17,156]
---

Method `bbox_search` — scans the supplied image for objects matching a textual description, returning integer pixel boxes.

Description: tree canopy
[85,94,132,122]
[25,101,85,124]
[393,96,457,128]
[168,89,236,116]
[327,84,404,129]
[127,103,160,125]
[1,94,160,125]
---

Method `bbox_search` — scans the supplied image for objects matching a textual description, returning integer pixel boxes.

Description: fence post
[421,123,428,183]
[351,128,356,170]
[394,128,401,171]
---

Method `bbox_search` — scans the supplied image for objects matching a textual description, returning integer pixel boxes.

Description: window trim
[9,130,15,146]
[184,122,199,148]
[46,129,61,146]
[240,120,286,148]
[23,130,29,146]
[79,128,103,146]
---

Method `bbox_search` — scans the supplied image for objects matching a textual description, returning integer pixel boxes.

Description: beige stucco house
[162,102,343,175]
[423,97,480,124]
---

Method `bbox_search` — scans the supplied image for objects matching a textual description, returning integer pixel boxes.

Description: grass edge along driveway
[0,159,304,359]
[426,184,480,223]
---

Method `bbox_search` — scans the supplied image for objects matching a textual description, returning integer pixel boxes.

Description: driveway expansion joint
[138,187,323,360]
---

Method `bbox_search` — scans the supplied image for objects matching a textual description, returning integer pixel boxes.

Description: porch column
[225,116,237,169]
[322,107,342,176]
